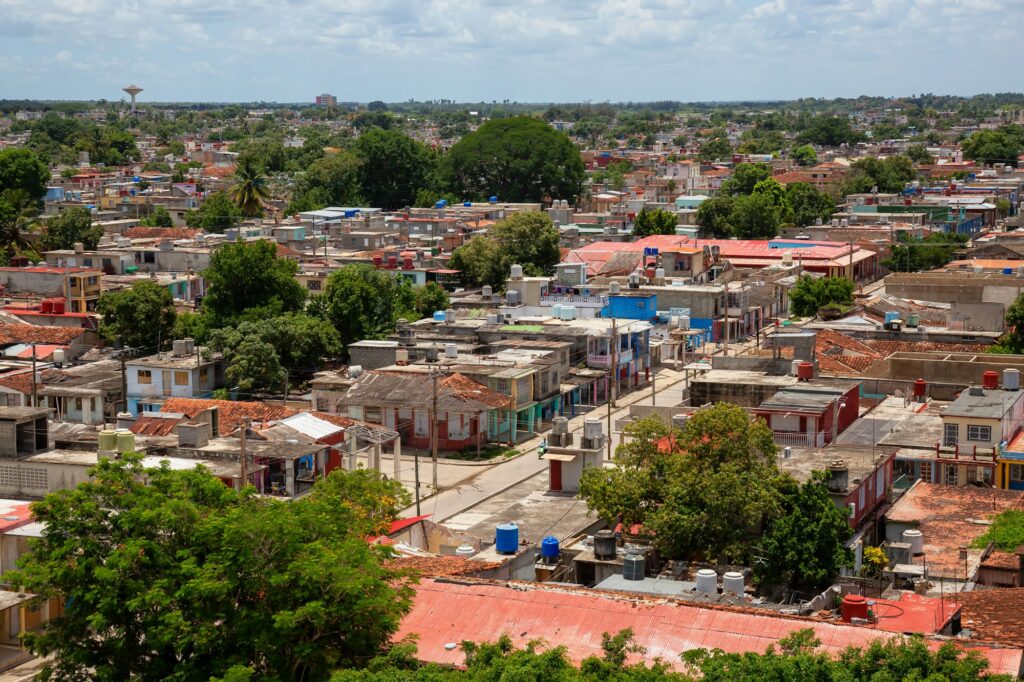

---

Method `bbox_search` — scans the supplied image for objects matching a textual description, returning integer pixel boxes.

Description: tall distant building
[315,93,337,108]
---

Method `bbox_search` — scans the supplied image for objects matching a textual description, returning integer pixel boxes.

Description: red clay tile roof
[0,322,86,346]
[388,555,501,577]
[959,589,1024,648]
[0,368,63,396]
[158,398,296,436]
[130,414,181,437]
[124,227,200,240]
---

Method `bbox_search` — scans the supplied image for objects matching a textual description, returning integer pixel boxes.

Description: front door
[549,461,562,492]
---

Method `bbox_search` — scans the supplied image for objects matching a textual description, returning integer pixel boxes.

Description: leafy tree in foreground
[414,281,450,319]
[0,188,39,262]
[991,293,1024,353]
[632,207,677,237]
[696,195,735,237]
[448,211,561,288]
[40,206,103,251]
[185,190,242,232]
[201,239,306,328]
[96,279,177,350]
[729,193,780,239]
[138,205,173,227]
[721,163,771,196]
[881,232,967,273]
[962,128,1022,167]
[789,275,855,317]
[786,182,835,227]
[288,151,363,214]
[792,145,818,167]
[354,127,436,209]
[442,117,585,202]
[10,455,414,681]
[0,147,50,200]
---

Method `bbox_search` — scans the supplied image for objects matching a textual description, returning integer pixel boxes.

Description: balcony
[587,347,633,368]
[541,294,608,308]
[774,431,826,448]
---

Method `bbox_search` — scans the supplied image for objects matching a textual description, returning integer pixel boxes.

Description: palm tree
[0,189,38,263]
[229,157,269,218]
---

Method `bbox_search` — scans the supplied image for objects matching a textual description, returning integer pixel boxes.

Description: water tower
[122,84,143,113]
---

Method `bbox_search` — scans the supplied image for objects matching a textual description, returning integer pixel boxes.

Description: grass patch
[445,445,520,462]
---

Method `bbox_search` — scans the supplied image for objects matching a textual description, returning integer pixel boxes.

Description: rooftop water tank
[445,309,455,323]
[540,536,560,562]
[903,529,924,555]
[583,418,603,440]
[495,523,519,554]
[52,349,66,367]
[444,343,458,359]
[609,281,621,294]
[115,429,135,454]
[455,544,476,557]
[98,429,117,452]
[622,554,645,581]
[489,196,498,203]
[884,311,899,324]
[655,267,665,279]
[841,594,869,622]
[722,571,744,595]
[482,285,493,298]
[510,264,524,279]
[433,310,446,322]
[695,568,717,595]
[1005,368,1020,391]
[797,361,814,382]
[983,370,1000,390]
[678,315,690,330]
[594,529,616,560]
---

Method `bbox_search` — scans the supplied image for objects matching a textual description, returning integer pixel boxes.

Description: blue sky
[0,0,1019,103]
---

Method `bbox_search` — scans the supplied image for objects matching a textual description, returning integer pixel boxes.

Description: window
[73,398,82,411]
[87,276,98,285]
[967,424,992,442]
[174,371,190,386]
[944,464,959,485]
[83,258,93,267]
[920,461,932,482]
[943,423,958,446]
[307,280,321,291]
[1010,464,1024,482]
[365,406,382,423]
[137,369,152,385]
[199,367,208,383]
[144,252,155,264]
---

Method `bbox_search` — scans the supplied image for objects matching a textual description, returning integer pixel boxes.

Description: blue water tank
[1004,268,1014,275]
[433,310,446,322]
[884,311,899,324]
[489,195,498,203]
[541,536,560,560]
[463,201,472,207]
[495,523,519,554]
[434,201,444,209]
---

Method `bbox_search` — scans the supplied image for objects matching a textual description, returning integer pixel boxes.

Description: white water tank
[583,419,603,440]
[792,359,802,376]
[609,281,621,294]
[723,571,745,595]
[1004,368,1020,391]
[52,349,66,366]
[903,529,924,555]
[678,315,690,330]
[695,569,717,595]
[444,343,458,359]
[482,285,493,298]
[510,264,524,279]
[655,268,665,280]
[781,251,794,265]
[455,544,476,557]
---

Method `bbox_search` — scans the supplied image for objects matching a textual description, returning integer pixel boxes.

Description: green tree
[579,407,783,562]
[882,232,968,273]
[698,136,732,162]
[441,117,585,202]
[906,143,934,164]
[414,281,450,319]
[729,193,780,239]
[138,205,173,227]
[0,147,50,200]
[9,456,413,681]
[225,337,286,393]
[288,152,362,214]
[40,207,102,251]
[229,156,270,218]
[757,473,853,590]
[0,188,39,262]
[185,191,242,232]
[632,207,677,237]
[312,264,417,355]
[448,211,561,288]
[721,163,772,196]
[972,509,1024,552]
[201,240,306,328]
[695,196,735,238]
[791,145,818,167]
[354,128,436,209]
[789,275,855,317]
[96,280,177,350]
[797,116,864,146]
[962,128,1022,167]
[786,182,835,227]
[842,156,917,194]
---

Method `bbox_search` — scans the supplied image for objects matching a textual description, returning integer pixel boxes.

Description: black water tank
[622,554,645,581]
[594,530,616,560]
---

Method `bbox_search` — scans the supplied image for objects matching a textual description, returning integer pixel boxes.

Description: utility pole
[30,343,37,408]
[239,417,250,491]
[431,370,439,491]
[650,360,656,406]
[607,318,617,460]
[723,285,730,356]
[413,444,421,515]
[119,347,128,414]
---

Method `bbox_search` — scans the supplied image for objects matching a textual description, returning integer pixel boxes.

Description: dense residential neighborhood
[4,7,1024,678]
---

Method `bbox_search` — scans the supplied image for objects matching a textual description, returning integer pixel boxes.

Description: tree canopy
[881,232,968,273]
[722,163,772,196]
[201,239,306,328]
[185,191,242,232]
[962,127,1022,167]
[632,207,677,237]
[448,211,561,288]
[842,156,917,194]
[354,128,436,209]
[789,275,855,317]
[96,280,177,351]
[288,152,362,214]
[991,293,1024,354]
[0,147,50,201]
[10,456,414,681]
[441,117,585,202]
[40,207,103,251]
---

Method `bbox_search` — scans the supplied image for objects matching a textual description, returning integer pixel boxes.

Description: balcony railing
[587,347,634,368]
[541,294,608,307]
[774,431,825,448]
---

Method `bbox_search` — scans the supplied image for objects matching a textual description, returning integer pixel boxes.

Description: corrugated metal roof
[279,412,345,440]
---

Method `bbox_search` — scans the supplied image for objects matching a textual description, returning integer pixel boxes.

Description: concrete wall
[866,352,1024,386]
[857,377,966,401]
[885,273,1024,307]
[950,302,1006,332]
[690,379,783,408]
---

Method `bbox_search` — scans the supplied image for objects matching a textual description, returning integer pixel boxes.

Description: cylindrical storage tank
[983,371,999,390]
[678,315,690,330]
[52,349,66,366]
[510,264,523,279]
[695,569,717,595]
[903,529,924,555]
[495,523,519,554]
[722,571,745,595]
[98,428,118,452]
[402,257,414,270]
[645,267,656,281]
[583,418,603,440]
[540,536,560,562]
[482,285,493,298]
[913,379,927,400]
[40,300,53,314]
[387,255,398,269]
[797,361,814,382]
[372,256,382,267]
[444,309,455,323]
[609,281,621,294]
[593,529,616,560]
[622,554,645,581]
[884,311,899,324]
[1005,368,1020,391]
[1004,268,1014,275]
[116,412,134,429]
[115,429,135,454]
[51,299,65,314]
[841,594,869,622]
[433,310,446,322]
[907,313,920,327]
[455,544,476,557]
[791,359,802,377]
[444,343,458,358]
[655,267,665,280]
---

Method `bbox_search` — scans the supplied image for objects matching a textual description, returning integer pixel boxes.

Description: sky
[1,0,1020,104]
